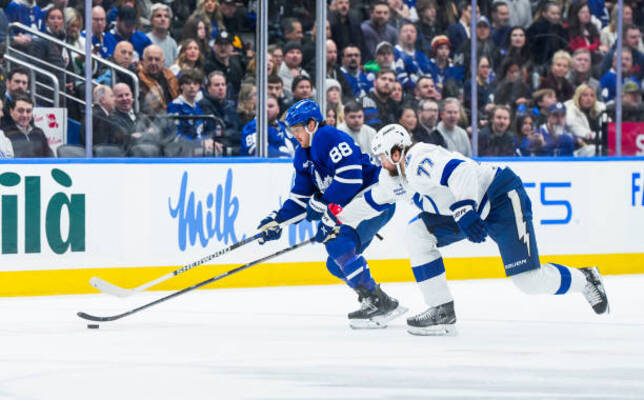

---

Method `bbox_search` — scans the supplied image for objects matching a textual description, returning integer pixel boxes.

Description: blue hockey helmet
[284,99,324,128]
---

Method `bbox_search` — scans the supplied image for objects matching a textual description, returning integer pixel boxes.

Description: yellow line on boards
[1,253,643,297]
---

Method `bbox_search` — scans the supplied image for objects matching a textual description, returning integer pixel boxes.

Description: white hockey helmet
[372,124,413,166]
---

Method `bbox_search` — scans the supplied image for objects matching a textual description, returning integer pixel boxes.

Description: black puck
[87,324,99,329]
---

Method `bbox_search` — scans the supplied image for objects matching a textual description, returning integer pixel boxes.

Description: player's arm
[335,169,396,227]
[257,156,312,244]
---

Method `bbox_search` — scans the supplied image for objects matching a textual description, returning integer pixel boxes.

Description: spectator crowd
[0,0,642,158]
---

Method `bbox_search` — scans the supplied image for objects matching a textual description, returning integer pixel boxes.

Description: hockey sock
[510,263,587,295]
[413,258,453,307]
[326,257,349,284]
[340,255,376,291]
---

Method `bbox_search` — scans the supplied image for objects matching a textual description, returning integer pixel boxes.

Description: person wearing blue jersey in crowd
[167,69,219,155]
[5,0,43,51]
[240,95,297,157]
[257,99,407,329]
[393,21,433,91]
[339,44,372,99]
[519,102,575,156]
[104,6,152,62]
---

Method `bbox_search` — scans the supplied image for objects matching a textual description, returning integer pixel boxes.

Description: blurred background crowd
[0,0,642,158]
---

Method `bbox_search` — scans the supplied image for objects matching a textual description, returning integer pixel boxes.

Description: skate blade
[349,305,409,329]
[590,266,611,315]
[407,324,457,336]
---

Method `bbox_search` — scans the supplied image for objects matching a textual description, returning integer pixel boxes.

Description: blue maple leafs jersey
[275,124,380,222]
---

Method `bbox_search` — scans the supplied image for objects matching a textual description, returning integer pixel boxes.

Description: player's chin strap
[305,121,318,143]
[390,146,408,185]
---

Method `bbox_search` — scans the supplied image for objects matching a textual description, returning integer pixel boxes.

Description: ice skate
[580,267,610,314]
[348,285,408,329]
[406,301,457,336]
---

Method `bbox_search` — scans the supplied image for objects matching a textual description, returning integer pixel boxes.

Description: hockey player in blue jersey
[336,124,609,335]
[257,99,407,328]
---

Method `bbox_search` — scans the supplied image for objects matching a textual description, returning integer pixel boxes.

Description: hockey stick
[78,237,316,322]
[89,214,305,297]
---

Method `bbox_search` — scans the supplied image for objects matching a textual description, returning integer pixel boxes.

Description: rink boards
[0,157,643,296]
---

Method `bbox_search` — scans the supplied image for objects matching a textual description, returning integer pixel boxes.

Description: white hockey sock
[417,272,454,308]
[511,263,587,295]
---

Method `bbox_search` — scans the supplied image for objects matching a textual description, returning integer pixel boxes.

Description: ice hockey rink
[1,274,643,400]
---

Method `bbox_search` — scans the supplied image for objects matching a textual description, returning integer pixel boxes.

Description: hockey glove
[306,193,327,221]
[315,206,341,243]
[257,211,282,244]
[451,202,487,243]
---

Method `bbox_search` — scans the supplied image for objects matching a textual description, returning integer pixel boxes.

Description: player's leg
[405,213,464,336]
[486,179,609,314]
[325,205,406,328]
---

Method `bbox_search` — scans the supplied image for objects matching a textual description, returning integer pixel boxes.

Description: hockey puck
[87,324,99,329]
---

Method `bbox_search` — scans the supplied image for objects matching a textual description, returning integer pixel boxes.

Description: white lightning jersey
[405,143,497,216]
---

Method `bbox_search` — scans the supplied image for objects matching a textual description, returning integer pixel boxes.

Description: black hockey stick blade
[77,238,315,322]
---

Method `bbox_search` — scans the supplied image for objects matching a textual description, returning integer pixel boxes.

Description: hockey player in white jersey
[335,124,610,336]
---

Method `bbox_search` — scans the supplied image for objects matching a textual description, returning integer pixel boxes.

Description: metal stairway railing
[6,22,140,112]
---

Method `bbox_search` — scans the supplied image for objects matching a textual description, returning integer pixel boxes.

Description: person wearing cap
[364,41,396,83]
[361,0,399,61]
[104,5,152,62]
[519,102,574,156]
[219,0,249,40]
[146,3,177,68]
[393,22,432,91]
[427,35,464,90]
[605,80,644,122]
[277,40,310,99]
[205,30,243,99]
[453,15,500,72]
[328,0,367,61]
[326,78,345,124]
[339,44,370,99]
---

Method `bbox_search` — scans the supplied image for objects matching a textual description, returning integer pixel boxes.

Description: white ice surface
[1,275,643,400]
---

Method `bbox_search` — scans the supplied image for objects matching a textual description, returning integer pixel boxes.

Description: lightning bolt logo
[508,190,530,257]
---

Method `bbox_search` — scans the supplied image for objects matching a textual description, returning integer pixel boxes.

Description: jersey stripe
[364,189,390,212]
[335,165,362,174]
[333,176,363,184]
[440,159,464,186]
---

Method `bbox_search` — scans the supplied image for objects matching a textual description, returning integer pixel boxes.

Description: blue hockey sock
[341,255,376,290]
